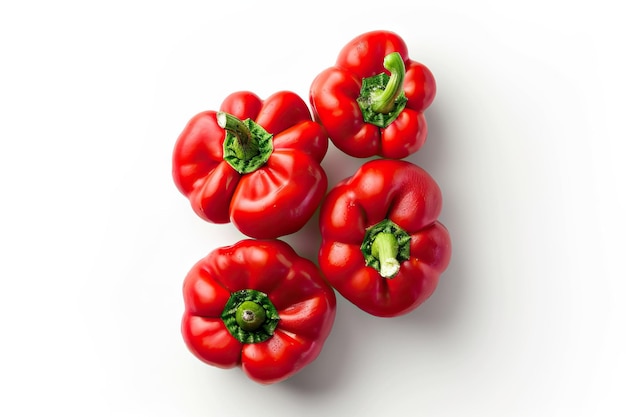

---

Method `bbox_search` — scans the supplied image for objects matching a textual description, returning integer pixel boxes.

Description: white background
[1,0,624,415]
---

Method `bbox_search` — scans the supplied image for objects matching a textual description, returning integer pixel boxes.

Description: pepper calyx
[361,219,411,278]
[221,289,279,344]
[356,52,408,128]
[218,112,273,174]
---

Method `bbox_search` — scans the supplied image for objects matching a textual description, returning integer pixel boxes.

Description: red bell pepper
[172,91,328,239]
[181,239,337,384]
[318,159,451,317]
[309,30,436,159]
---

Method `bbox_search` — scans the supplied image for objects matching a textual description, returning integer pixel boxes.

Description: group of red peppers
[172,30,452,384]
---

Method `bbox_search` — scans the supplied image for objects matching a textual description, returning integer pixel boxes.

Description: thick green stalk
[356,52,408,128]
[370,52,406,114]
[371,232,401,278]
[217,112,259,161]
[217,112,273,174]
[361,218,411,278]
[221,289,279,344]
[235,300,267,332]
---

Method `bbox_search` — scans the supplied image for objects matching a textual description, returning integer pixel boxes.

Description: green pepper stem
[217,112,259,161]
[371,232,401,278]
[235,300,266,332]
[221,289,279,344]
[370,52,406,114]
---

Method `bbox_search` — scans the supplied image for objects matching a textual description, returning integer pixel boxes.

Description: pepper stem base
[361,219,411,279]
[371,232,401,278]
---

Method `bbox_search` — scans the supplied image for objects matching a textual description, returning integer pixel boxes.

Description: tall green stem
[217,112,273,174]
[217,112,259,161]
[370,52,406,114]
[361,218,411,278]
[371,232,401,278]
[357,52,408,128]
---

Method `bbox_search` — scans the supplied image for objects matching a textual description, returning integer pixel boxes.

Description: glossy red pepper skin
[172,91,328,239]
[318,159,451,317]
[181,239,336,384]
[310,30,436,159]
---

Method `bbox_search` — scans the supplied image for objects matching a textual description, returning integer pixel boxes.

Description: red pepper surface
[318,159,451,317]
[309,30,436,159]
[172,91,328,239]
[182,239,336,384]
